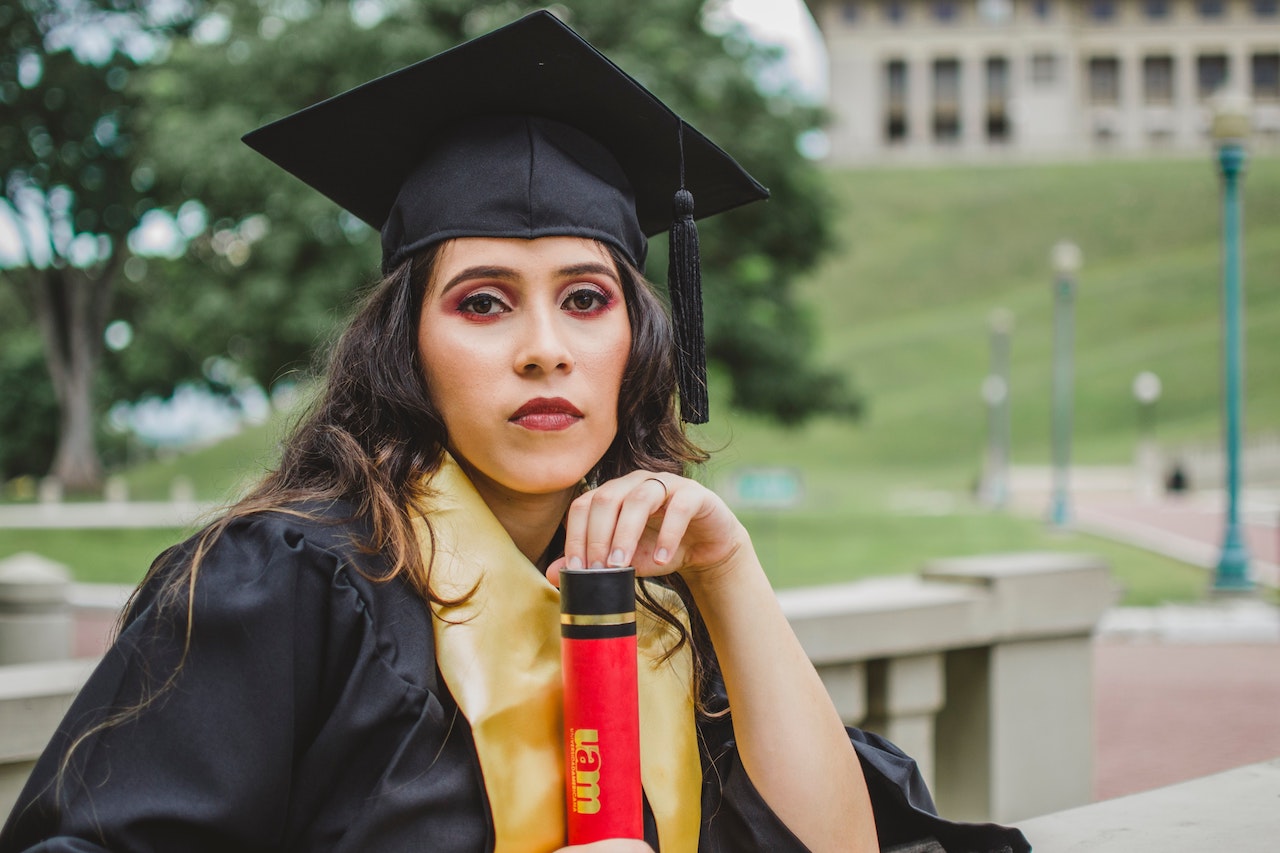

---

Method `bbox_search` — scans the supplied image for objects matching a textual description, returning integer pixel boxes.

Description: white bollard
[0,553,73,665]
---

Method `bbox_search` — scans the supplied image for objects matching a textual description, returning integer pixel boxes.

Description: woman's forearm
[684,527,878,853]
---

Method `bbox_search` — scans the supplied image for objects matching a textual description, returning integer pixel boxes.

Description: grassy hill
[787,156,1280,470]
[9,156,1273,601]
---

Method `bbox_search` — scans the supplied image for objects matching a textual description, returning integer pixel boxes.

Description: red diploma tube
[560,566,643,844]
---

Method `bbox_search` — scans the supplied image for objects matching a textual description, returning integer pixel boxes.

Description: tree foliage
[1,0,857,486]
[0,0,195,487]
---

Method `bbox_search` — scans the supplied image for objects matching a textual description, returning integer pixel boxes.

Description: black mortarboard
[243,10,768,423]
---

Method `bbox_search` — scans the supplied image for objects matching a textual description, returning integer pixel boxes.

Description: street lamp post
[1048,241,1081,529]
[1132,371,1162,500]
[1210,91,1254,593]
[980,309,1014,509]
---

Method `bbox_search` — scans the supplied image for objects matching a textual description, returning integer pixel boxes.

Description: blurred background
[1,0,1276,604]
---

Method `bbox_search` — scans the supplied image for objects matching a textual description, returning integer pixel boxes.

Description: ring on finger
[643,477,669,503]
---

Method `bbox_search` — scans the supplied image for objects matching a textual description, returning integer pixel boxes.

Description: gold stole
[412,456,702,852]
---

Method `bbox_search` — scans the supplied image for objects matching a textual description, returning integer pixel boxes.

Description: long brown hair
[115,239,716,718]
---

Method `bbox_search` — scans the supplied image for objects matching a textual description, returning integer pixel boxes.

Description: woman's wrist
[679,520,757,600]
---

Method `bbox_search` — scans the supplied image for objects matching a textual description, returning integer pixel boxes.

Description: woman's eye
[564,288,608,313]
[459,293,506,315]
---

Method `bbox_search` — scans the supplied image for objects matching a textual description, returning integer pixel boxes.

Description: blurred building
[803,0,1280,162]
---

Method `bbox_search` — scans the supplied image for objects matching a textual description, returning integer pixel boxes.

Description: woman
[2,13,1027,853]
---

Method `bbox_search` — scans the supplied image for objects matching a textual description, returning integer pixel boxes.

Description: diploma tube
[560,566,643,843]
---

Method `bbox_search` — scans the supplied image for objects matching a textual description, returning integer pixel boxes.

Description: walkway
[1013,476,1280,800]
[1093,608,1280,800]
[1072,487,1279,587]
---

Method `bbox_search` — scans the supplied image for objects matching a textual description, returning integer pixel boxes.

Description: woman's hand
[545,470,747,588]
[548,473,878,852]
[554,841,654,853]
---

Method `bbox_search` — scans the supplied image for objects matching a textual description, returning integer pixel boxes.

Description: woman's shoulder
[130,500,435,691]
[162,499,388,592]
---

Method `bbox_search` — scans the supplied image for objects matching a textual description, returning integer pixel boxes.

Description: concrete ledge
[921,552,1116,639]
[1018,758,1280,851]
[778,577,983,663]
[778,552,1116,662]
[0,659,97,761]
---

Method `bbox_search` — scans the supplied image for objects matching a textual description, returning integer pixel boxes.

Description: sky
[720,0,828,101]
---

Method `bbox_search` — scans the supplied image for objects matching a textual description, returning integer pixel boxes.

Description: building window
[1088,57,1121,105]
[986,57,1011,141]
[933,0,959,21]
[1197,54,1228,98]
[1032,0,1053,19]
[933,58,962,142]
[884,60,909,143]
[1197,0,1225,17]
[1255,0,1278,16]
[1254,53,1280,101]
[842,1,859,22]
[1143,56,1175,105]
[1031,52,1058,86]
[1089,0,1117,20]
[883,0,906,23]
[1143,0,1170,18]
[977,0,1014,23]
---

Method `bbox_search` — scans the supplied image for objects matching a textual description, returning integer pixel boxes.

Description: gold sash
[412,456,702,852]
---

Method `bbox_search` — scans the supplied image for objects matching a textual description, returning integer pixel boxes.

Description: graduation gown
[0,507,1029,853]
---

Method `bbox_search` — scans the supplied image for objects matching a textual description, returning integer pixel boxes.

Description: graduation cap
[243,10,768,423]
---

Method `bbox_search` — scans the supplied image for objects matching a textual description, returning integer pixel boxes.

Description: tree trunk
[30,261,118,494]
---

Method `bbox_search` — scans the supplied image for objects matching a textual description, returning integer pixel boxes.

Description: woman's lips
[510,397,584,431]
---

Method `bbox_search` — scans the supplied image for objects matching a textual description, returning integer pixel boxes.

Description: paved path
[1017,482,1280,799]
[1010,479,1280,587]
[1072,488,1279,587]
[1093,637,1280,801]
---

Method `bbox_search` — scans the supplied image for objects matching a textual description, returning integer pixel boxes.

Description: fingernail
[654,548,669,565]
[608,549,625,567]
[590,560,605,569]
[567,556,583,571]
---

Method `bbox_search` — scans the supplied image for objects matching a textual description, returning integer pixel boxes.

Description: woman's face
[418,236,631,498]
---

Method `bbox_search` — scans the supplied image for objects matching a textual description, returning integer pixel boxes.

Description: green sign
[728,468,803,510]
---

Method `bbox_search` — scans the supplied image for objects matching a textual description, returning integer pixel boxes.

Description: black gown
[0,508,1029,853]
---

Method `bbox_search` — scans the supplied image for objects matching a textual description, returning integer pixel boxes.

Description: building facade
[804,0,1280,162]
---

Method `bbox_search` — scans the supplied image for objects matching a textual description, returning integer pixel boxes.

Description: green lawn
[4,157,1275,604]
[0,527,191,585]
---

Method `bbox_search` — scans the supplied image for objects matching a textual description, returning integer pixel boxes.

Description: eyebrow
[437,261,620,295]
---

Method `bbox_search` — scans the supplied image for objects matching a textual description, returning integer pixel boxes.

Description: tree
[134,0,858,426]
[0,0,195,490]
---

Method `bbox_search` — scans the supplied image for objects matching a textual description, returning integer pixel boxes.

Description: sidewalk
[1008,468,1279,587]
[1093,602,1280,801]
[1072,487,1279,587]
[1012,477,1280,800]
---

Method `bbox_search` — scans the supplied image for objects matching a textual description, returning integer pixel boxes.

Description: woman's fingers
[563,472,678,573]
[603,477,670,567]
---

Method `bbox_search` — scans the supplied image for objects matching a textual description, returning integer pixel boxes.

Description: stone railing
[778,552,1115,824]
[1017,758,1280,851]
[0,552,1115,824]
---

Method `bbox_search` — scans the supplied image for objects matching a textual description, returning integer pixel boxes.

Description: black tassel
[669,123,708,424]
[669,185,707,424]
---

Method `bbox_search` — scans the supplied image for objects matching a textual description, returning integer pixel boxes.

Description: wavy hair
[95,240,718,762]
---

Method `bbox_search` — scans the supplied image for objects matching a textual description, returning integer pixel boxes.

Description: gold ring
[644,477,669,503]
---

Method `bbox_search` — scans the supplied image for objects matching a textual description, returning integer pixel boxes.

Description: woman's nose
[516,309,574,374]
